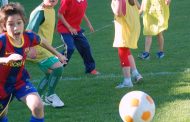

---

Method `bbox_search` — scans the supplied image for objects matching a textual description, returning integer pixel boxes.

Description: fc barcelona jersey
[0,31,41,99]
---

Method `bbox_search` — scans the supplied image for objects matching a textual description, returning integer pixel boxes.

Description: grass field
[8,0,190,122]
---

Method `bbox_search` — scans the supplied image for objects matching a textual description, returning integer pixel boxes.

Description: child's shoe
[138,52,150,60]
[115,81,133,89]
[133,74,143,84]
[90,69,100,75]
[157,51,164,59]
[45,94,64,108]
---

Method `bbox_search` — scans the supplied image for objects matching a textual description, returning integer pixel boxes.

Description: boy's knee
[32,101,44,118]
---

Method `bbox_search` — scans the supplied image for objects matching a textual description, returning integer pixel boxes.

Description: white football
[119,91,155,122]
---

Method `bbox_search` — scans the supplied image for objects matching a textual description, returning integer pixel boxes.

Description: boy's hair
[0,2,27,32]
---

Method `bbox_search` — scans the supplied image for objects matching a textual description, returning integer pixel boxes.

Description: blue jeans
[60,29,95,73]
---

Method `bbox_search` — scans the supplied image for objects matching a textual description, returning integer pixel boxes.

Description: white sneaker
[115,81,133,89]
[133,74,143,83]
[45,94,64,108]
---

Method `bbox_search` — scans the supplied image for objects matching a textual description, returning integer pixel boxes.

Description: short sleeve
[26,10,45,33]
[23,31,41,47]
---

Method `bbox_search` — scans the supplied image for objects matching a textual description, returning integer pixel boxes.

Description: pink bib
[122,0,126,16]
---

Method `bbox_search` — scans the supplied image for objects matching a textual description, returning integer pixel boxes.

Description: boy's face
[5,14,24,41]
[43,0,58,7]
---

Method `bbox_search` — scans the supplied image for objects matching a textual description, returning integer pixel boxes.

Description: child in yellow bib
[139,0,171,59]
[111,0,143,88]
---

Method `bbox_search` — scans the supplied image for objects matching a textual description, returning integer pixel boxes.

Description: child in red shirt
[57,0,99,75]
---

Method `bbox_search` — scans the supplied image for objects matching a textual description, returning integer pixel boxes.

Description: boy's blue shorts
[0,81,37,114]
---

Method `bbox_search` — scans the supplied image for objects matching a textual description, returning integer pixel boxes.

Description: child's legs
[21,93,44,118]
[128,55,137,71]
[118,47,131,78]
[145,35,152,52]
[37,75,49,96]
[73,30,95,73]
[37,59,52,96]
[40,56,63,71]
[47,67,63,96]
[38,57,63,96]
[157,32,164,52]
[15,82,44,119]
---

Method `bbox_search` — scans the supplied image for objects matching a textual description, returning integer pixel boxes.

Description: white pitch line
[31,70,189,83]
[60,71,178,81]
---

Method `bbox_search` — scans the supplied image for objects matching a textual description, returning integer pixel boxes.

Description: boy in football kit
[57,0,99,75]
[27,0,66,108]
[0,2,67,122]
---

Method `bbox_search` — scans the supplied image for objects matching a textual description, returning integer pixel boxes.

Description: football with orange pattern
[119,91,155,122]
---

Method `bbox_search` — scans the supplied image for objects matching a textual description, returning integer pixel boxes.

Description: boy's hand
[8,54,23,63]
[68,26,78,35]
[165,0,171,5]
[56,53,68,65]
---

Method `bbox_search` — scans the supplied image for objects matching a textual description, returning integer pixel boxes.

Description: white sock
[132,69,139,76]
[124,77,132,84]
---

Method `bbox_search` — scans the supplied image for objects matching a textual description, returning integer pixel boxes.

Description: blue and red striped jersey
[0,31,41,99]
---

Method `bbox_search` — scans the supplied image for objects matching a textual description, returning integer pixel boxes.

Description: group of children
[111,0,171,88]
[0,0,100,121]
[0,0,171,121]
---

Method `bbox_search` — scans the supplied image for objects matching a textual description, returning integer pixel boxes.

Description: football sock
[47,67,63,96]
[0,116,8,122]
[132,69,139,76]
[30,116,44,122]
[37,75,49,96]
[124,77,132,84]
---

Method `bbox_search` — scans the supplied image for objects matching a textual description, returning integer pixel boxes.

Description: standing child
[57,0,100,75]
[111,0,143,88]
[0,2,66,122]
[26,0,66,108]
[138,0,171,59]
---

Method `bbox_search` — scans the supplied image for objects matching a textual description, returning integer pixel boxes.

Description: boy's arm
[40,38,67,64]
[26,10,44,33]
[134,0,141,10]
[139,0,146,14]
[57,12,77,35]
[111,0,123,16]
[0,54,22,64]
[83,14,94,32]
[165,0,171,5]
[0,57,8,64]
